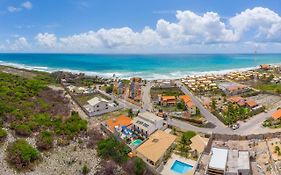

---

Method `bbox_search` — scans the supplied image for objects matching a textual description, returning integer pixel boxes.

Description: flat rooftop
[209,147,228,171]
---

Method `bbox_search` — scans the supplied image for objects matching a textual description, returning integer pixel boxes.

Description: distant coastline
[0,53,281,79]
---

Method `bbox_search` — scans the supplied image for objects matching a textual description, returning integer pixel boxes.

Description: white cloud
[7,6,21,13]
[22,1,32,9]
[35,33,57,48]
[9,37,30,50]
[3,7,281,53]
[229,7,281,42]
[7,1,32,13]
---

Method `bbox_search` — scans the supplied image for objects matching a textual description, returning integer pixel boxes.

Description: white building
[207,147,251,175]
[132,112,164,137]
[84,97,109,116]
[207,148,228,175]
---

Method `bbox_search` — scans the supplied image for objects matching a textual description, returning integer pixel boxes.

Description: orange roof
[179,95,191,103]
[106,115,132,132]
[260,64,270,69]
[272,109,281,120]
[187,101,195,108]
[246,100,258,108]
[227,96,243,103]
[161,96,176,101]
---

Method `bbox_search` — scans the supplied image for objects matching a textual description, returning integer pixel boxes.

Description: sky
[0,0,281,53]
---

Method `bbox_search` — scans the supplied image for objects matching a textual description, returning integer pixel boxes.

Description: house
[227,150,251,175]
[135,130,176,167]
[245,100,258,109]
[83,97,109,116]
[105,115,132,133]
[207,148,228,175]
[272,109,281,120]
[179,95,197,115]
[190,135,208,154]
[227,96,244,103]
[132,112,164,137]
[260,64,270,70]
[160,96,176,106]
[218,82,249,95]
[207,147,251,175]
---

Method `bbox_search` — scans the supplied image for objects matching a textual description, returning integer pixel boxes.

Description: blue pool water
[132,139,142,146]
[171,160,193,174]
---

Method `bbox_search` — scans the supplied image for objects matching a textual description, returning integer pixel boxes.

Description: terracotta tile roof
[187,101,195,108]
[179,95,191,103]
[272,109,281,120]
[135,130,176,163]
[227,96,243,103]
[246,100,258,108]
[106,115,132,132]
[161,96,176,101]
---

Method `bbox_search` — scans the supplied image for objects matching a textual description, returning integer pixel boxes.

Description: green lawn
[150,87,183,101]
[255,83,281,94]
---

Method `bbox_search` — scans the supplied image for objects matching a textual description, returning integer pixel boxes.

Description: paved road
[141,81,153,112]
[175,81,226,129]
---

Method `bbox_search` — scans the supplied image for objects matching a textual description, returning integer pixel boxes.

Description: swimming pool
[170,160,193,174]
[132,139,142,146]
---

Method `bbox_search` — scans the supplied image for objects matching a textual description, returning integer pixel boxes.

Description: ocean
[0,53,280,79]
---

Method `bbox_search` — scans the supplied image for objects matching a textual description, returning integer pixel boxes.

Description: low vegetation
[255,83,281,94]
[0,128,7,142]
[97,136,148,175]
[7,139,39,170]
[36,131,54,150]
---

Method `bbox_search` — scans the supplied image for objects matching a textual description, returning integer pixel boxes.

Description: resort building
[132,112,164,137]
[135,130,176,167]
[83,97,109,116]
[272,109,281,120]
[160,95,177,106]
[105,115,132,133]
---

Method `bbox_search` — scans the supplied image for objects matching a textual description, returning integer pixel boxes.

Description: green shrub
[15,124,32,137]
[36,131,54,150]
[134,157,145,175]
[181,131,196,144]
[82,164,90,175]
[97,137,129,164]
[0,128,7,142]
[7,139,39,170]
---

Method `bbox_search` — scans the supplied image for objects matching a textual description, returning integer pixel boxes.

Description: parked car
[231,123,240,130]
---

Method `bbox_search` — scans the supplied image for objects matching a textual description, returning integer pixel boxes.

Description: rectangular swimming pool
[170,160,193,174]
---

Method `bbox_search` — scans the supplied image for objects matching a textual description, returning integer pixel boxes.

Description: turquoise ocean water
[0,54,280,79]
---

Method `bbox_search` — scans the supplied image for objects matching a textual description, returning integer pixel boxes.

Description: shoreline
[0,60,280,80]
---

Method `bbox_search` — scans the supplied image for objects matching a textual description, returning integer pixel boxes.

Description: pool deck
[160,153,196,175]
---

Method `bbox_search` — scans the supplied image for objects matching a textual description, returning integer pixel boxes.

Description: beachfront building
[135,130,176,167]
[128,77,142,101]
[83,97,109,116]
[132,112,164,137]
[218,82,249,96]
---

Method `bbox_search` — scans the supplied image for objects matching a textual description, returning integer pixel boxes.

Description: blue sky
[0,0,281,53]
